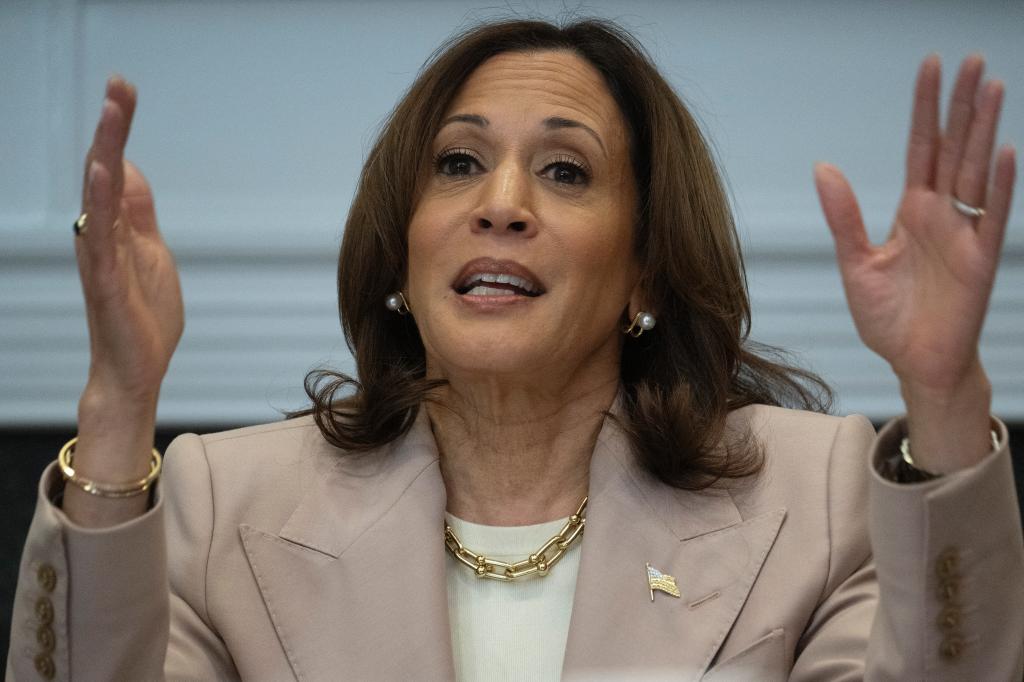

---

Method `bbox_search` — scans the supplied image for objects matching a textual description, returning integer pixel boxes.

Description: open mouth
[455,272,542,297]
[453,259,546,298]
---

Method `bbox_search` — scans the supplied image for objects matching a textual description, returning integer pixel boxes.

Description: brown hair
[299,18,831,489]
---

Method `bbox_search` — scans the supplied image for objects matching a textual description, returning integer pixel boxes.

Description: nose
[471,161,537,237]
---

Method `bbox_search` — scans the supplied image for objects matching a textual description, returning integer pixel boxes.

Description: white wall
[2,0,1022,425]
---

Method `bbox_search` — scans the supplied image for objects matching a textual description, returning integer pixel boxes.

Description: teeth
[467,285,515,296]
[466,272,537,293]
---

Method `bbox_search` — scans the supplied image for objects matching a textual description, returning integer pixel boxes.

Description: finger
[80,102,133,254]
[75,161,121,299]
[935,54,985,194]
[954,79,1004,209]
[107,75,137,127]
[977,145,1016,257]
[905,55,941,190]
[815,163,872,265]
[81,76,137,210]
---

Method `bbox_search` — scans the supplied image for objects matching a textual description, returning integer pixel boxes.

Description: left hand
[814,54,1016,471]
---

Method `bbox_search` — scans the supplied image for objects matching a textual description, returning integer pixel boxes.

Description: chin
[428,331,558,382]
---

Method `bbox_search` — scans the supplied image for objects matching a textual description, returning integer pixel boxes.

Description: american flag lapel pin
[646,562,681,601]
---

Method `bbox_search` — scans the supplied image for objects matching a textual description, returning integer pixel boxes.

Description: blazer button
[936,607,961,631]
[937,579,959,602]
[33,653,55,679]
[935,548,959,580]
[36,564,57,593]
[34,597,54,625]
[36,625,56,653]
[940,635,966,659]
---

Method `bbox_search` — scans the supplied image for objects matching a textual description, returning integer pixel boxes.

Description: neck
[428,376,617,526]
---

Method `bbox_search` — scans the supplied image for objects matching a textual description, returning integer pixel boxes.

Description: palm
[816,55,1015,394]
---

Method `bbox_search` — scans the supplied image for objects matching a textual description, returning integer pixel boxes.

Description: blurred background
[3,0,1022,661]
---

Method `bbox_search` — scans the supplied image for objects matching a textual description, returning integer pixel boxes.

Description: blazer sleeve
[790,415,1024,681]
[864,417,1024,680]
[5,434,238,681]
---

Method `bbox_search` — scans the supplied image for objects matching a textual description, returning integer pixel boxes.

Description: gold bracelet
[57,437,162,498]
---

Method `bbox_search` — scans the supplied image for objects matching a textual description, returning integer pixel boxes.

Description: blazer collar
[240,411,454,681]
[561,409,786,681]
[240,403,785,681]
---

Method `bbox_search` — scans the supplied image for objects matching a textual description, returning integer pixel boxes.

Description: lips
[453,258,545,298]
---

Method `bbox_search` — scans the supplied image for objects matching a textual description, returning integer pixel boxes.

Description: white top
[445,513,583,682]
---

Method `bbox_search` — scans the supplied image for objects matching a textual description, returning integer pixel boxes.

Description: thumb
[814,162,871,267]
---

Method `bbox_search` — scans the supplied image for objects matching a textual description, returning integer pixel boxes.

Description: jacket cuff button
[36,564,57,593]
[936,606,961,631]
[33,652,55,679]
[36,625,56,653]
[940,635,966,659]
[34,597,54,625]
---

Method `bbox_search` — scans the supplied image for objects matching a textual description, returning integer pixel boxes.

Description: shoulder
[170,414,326,458]
[729,404,875,474]
[161,415,339,528]
[161,413,435,531]
[726,404,876,516]
[164,414,341,476]
[729,403,874,452]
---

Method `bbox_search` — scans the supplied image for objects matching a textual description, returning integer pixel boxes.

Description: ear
[626,279,654,320]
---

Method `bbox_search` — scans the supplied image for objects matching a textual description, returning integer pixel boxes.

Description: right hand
[76,76,183,417]
[66,76,184,524]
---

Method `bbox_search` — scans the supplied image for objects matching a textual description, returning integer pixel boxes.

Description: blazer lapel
[562,417,787,681]
[239,413,455,681]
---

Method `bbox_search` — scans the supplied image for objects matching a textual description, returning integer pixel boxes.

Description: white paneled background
[2,0,1022,426]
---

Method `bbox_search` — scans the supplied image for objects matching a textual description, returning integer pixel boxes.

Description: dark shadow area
[3,421,1024,667]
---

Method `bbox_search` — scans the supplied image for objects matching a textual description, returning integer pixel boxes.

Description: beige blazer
[7,404,1024,681]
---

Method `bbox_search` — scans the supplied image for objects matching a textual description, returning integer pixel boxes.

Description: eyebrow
[543,117,606,156]
[438,113,607,157]
[440,113,489,128]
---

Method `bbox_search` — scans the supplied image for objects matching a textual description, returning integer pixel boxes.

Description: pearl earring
[385,291,410,315]
[624,311,656,337]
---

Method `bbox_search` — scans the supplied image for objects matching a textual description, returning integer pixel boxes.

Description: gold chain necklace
[444,496,588,581]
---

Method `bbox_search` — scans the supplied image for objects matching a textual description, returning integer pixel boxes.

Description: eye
[434,148,483,177]
[541,155,591,185]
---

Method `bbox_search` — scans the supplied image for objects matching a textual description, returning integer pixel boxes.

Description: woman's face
[407,50,641,385]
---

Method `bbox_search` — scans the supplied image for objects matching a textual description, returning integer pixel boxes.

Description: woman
[8,18,1022,681]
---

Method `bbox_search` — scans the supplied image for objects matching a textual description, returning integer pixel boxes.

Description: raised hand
[76,77,183,407]
[814,55,1015,473]
[67,76,184,525]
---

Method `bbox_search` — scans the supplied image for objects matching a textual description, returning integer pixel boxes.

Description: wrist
[78,382,158,426]
[64,386,161,526]
[897,357,991,411]
[898,362,993,474]
[75,383,159,477]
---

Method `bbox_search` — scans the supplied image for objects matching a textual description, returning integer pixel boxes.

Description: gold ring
[73,213,88,236]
